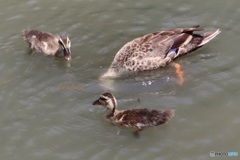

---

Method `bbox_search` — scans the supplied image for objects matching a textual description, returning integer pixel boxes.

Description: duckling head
[92,92,117,112]
[59,36,71,61]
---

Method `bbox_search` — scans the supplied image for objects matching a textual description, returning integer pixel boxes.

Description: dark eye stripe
[99,97,106,101]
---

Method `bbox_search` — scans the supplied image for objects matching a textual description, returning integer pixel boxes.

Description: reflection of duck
[23,29,71,61]
[101,26,220,78]
[92,92,174,135]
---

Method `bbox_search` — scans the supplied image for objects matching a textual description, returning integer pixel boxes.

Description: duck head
[92,92,117,112]
[59,36,71,61]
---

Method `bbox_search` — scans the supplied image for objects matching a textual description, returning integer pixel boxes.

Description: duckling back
[22,29,60,55]
[112,108,175,130]
[138,109,175,127]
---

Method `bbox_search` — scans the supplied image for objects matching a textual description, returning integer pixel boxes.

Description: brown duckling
[101,25,220,78]
[92,92,175,136]
[23,29,71,61]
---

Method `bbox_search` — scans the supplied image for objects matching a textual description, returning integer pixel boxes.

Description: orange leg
[174,63,184,85]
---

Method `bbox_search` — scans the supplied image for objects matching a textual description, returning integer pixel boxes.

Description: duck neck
[101,67,119,78]
[106,99,117,118]
[106,108,115,119]
[55,49,62,57]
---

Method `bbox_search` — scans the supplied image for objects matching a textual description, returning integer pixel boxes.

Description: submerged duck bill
[92,99,101,105]
[64,55,71,61]
[64,48,71,61]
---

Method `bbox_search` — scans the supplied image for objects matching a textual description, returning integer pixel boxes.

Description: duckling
[101,25,220,78]
[23,29,71,61]
[92,92,174,136]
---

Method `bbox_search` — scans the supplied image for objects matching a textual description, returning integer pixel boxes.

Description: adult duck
[101,26,220,78]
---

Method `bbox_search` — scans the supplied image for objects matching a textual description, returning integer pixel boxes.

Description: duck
[101,25,221,78]
[22,29,71,61]
[92,92,175,136]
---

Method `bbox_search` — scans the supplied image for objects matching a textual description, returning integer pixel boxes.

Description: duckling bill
[23,29,71,61]
[92,92,174,135]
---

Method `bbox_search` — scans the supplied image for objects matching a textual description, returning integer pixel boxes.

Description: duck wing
[134,26,205,58]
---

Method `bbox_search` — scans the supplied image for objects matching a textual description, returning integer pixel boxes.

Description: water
[0,0,240,159]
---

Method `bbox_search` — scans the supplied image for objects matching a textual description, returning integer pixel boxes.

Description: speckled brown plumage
[110,108,174,131]
[101,26,220,78]
[92,92,174,134]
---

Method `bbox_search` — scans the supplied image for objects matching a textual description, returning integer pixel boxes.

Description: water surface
[0,0,240,160]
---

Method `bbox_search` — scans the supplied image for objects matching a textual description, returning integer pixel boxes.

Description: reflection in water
[174,63,184,85]
[99,78,117,92]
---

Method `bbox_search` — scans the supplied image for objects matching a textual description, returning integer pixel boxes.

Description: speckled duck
[101,26,220,78]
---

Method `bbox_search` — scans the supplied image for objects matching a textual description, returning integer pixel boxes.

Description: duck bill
[92,99,101,105]
[64,48,71,61]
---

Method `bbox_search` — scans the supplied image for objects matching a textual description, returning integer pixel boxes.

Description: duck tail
[163,109,175,120]
[198,29,221,46]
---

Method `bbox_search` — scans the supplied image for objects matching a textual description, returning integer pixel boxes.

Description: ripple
[45,126,66,137]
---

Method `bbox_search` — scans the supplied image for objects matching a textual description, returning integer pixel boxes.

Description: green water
[0,0,239,160]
